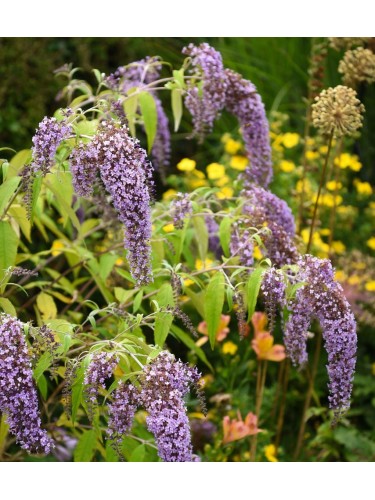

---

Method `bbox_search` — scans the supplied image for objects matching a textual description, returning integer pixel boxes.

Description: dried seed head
[312,85,365,137]
[328,37,371,51]
[338,47,375,88]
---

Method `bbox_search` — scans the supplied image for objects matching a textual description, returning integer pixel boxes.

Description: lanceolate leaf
[219,217,232,257]
[193,216,208,261]
[205,271,225,350]
[0,176,21,217]
[139,91,157,153]
[171,89,183,132]
[246,267,266,322]
[74,429,97,462]
[0,221,18,291]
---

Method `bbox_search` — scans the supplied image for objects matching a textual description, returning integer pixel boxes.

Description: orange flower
[196,314,230,347]
[251,312,286,362]
[223,411,260,444]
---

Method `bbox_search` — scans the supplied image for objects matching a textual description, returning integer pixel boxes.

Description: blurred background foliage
[1,37,374,184]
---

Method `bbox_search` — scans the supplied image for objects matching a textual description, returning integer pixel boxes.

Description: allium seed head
[338,47,375,88]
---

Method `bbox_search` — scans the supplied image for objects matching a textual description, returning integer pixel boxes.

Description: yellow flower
[365,281,375,292]
[367,237,375,250]
[206,162,225,180]
[230,155,248,171]
[332,241,346,254]
[225,138,242,155]
[264,444,278,462]
[177,158,196,172]
[222,341,238,355]
[334,153,362,171]
[335,270,347,282]
[253,246,263,260]
[355,180,373,196]
[296,178,313,194]
[187,169,207,188]
[162,189,177,201]
[215,175,230,187]
[282,132,299,148]
[319,228,331,236]
[195,258,214,271]
[115,258,124,266]
[216,187,234,199]
[51,240,64,256]
[163,224,175,233]
[314,193,343,207]
[319,145,329,154]
[326,180,343,191]
[305,150,319,161]
[183,278,194,287]
[348,275,361,286]
[280,160,295,173]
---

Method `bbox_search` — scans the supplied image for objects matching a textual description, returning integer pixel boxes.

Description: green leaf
[99,253,118,281]
[171,89,183,132]
[36,292,57,320]
[129,444,146,462]
[192,216,208,261]
[154,283,174,346]
[0,298,17,316]
[184,288,205,318]
[0,176,21,217]
[0,221,18,292]
[171,324,213,371]
[205,271,225,349]
[123,87,139,137]
[246,267,266,322]
[71,357,90,424]
[74,429,97,462]
[34,352,53,382]
[8,205,31,241]
[8,149,31,178]
[0,413,9,454]
[139,91,157,153]
[219,217,232,257]
[114,287,137,304]
[133,290,144,313]
[46,174,80,231]
[37,374,48,400]
[105,440,119,462]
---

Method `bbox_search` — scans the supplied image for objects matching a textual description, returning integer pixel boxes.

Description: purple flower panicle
[0,314,53,454]
[171,193,193,229]
[107,382,140,447]
[140,351,201,462]
[84,352,119,415]
[224,69,272,188]
[183,43,227,142]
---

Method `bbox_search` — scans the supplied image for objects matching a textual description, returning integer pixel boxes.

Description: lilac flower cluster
[261,267,286,331]
[241,186,298,266]
[230,222,254,267]
[0,314,53,454]
[84,351,119,416]
[205,214,221,258]
[107,381,140,447]
[285,255,357,415]
[224,69,272,188]
[70,120,154,285]
[31,116,72,177]
[106,59,171,173]
[140,351,201,462]
[171,192,192,229]
[182,43,227,142]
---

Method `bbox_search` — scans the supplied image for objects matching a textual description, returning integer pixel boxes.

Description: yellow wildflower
[334,270,347,282]
[335,153,362,171]
[222,341,238,355]
[230,155,248,171]
[264,444,278,462]
[206,162,225,180]
[163,224,175,233]
[305,150,319,161]
[319,228,331,236]
[355,180,373,196]
[280,160,295,173]
[365,281,375,292]
[348,275,360,286]
[177,158,196,172]
[195,258,214,271]
[215,175,230,187]
[326,180,343,191]
[332,241,346,254]
[319,145,329,154]
[183,278,194,287]
[367,237,375,250]
[162,189,177,201]
[51,240,64,256]
[282,132,299,148]
[115,258,124,266]
[306,137,315,147]
[314,193,343,207]
[253,246,263,260]
[272,135,284,152]
[216,187,234,199]
[225,138,242,155]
